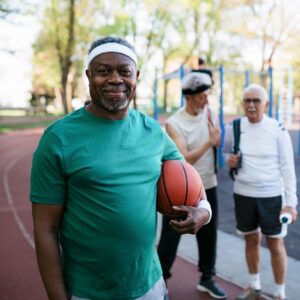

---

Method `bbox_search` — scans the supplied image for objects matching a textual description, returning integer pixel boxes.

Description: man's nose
[108,71,123,83]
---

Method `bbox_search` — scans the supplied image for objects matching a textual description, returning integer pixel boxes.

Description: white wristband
[197,199,212,225]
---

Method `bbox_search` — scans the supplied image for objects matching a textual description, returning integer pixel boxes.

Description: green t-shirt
[30,107,182,300]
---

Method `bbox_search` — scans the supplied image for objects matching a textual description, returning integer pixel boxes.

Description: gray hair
[243,84,268,102]
[182,72,212,95]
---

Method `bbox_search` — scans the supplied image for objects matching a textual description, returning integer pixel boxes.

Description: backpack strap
[232,118,241,154]
[229,118,241,180]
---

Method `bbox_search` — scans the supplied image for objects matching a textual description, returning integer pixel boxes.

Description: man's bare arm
[32,203,69,300]
[166,123,218,165]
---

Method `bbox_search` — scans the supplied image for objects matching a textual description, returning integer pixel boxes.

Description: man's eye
[97,69,109,75]
[121,70,131,76]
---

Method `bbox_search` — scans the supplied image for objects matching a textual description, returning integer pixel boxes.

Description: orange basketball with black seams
[157,160,205,217]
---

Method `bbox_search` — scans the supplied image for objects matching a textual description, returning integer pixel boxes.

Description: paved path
[161,256,243,300]
[157,224,300,300]
[217,160,300,261]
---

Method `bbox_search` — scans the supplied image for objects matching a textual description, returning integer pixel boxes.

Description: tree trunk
[54,0,76,115]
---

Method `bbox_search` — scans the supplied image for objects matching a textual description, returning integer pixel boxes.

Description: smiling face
[242,87,268,123]
[86,52,139,118]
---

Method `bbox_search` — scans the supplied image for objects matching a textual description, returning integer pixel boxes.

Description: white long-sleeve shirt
[223,114,297,207]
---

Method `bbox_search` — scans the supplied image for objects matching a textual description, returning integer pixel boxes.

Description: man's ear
[265,100,269,109]
[136,70,140,80]
[85,69,90,80]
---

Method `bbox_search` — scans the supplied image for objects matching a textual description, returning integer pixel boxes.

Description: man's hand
[169,206,210,234]
[227,154,240,168]
[280,206,298,223]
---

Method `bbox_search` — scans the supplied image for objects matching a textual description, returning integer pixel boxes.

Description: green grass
[0,110,28,116]
[0,120,57,134]
[0,109,63,117]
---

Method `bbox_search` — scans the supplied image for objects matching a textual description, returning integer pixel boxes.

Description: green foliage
[0,0,18,18]
[30,0,300,115]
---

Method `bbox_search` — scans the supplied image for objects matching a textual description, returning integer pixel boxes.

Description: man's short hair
[243,84,268,102]
[182,72,212,96]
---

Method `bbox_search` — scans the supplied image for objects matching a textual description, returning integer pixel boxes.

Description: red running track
[0,128,245,300]
[0,129,47,300]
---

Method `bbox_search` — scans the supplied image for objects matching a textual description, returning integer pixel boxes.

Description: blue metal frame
[180,64,185,107]
[268,66,273,117]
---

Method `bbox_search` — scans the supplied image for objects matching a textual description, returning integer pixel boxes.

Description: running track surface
[0,129,243,300]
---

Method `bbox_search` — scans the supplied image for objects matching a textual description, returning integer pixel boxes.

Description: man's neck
[86,102,128,120]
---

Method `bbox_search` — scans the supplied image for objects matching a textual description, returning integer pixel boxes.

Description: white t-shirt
[166,106,217,189]
[223,115,297,207]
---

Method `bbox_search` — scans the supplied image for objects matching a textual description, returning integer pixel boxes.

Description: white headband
[87,42,138,66]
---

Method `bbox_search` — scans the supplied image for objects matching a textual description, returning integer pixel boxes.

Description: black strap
[232,119,241,154]
[213,146,218,174]
[229,118,241,180]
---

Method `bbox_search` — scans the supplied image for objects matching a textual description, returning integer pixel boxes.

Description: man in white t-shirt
[223,84,298,300]
[157,72,227,299]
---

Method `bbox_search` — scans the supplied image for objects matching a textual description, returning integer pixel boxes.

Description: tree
[31,0,300,115]
[227,0,300,71]
[50,0,76,114]
[0,0,18,19]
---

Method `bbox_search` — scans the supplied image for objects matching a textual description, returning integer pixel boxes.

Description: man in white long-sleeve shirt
[223,84,298,300]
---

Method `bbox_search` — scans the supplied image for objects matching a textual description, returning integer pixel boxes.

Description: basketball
[157,160,205,217]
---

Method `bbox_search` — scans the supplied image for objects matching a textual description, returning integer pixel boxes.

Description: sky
[0,5,41,108]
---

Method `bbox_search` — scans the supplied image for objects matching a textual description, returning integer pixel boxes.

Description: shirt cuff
[197,199,212,225]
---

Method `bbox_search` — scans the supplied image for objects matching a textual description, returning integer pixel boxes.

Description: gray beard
[95,97,131,113]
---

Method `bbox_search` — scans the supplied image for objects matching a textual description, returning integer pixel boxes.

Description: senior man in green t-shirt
[30,36,211,300]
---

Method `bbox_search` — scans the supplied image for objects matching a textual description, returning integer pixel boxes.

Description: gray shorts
[234,193,285,237]
[71,276,166,300]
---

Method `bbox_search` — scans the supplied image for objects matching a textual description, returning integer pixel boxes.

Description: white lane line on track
[0,205,30,212]
[3,153,35,249]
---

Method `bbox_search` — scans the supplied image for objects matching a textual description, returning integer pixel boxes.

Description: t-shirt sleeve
[30,131,66,205]
[161,129,183,161]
